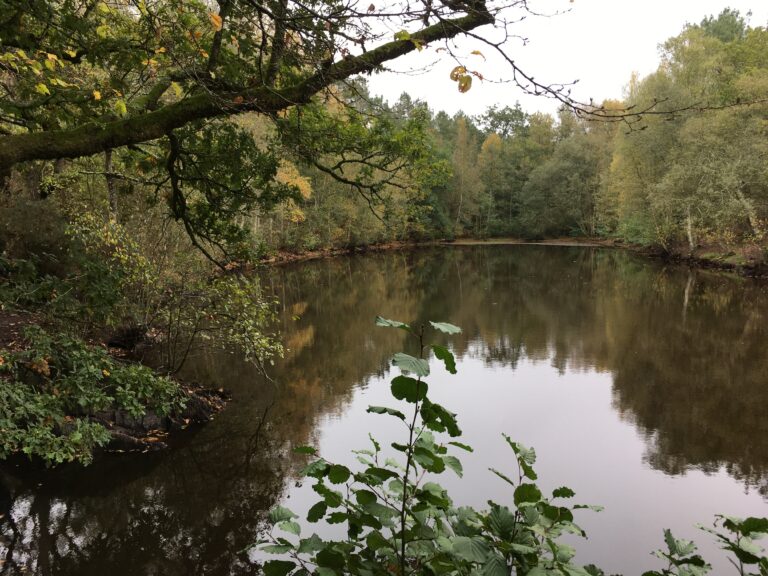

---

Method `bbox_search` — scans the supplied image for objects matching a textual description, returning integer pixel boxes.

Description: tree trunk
[104,150,118,218]
[686,206,695,253]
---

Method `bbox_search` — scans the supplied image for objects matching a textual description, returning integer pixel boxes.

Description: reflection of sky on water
[287,355,766,575]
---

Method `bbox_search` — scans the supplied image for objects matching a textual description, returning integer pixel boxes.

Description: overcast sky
[366,0,768,116]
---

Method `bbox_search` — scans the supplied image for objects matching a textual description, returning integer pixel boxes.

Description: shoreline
[260,237,768,278]
[3,235,764,467]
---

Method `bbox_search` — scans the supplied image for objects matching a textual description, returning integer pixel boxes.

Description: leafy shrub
[0,327,185,465]
[154,274,283,373]
[257,318,768,576]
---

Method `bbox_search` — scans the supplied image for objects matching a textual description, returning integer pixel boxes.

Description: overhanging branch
[0,7,494,173]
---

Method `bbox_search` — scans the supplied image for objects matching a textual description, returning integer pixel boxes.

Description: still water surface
[1,246,767,575]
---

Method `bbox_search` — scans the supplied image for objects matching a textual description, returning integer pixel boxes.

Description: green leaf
[298,534,325,554]
[510,542,538,554]
[393,30,411,41]
[513,483,542,506]
[364,466,400,482]
[328,464,351,484]
[555,543,577,563]
[307,501,327,522]
[553,486,576,499]
[356,490,377,506]
[504,435,537,480]
[452,536,490,562]
[262,544,294,554]
[444,455,463,477]
[366,530,391,551]
[263,560,296,576]
[35,83,50,96]
[420,399,461,437]
[391,375,427,403]
[316,547,346,570]
[449,441,474,452]
[487,505,516,539]
[278,520,301,536]
[364,502,398,521]
[367,405,406,420]
[741,517,768,535]
[375,316,410,331]
[392,352,429,377]
[429,321,462,334]
[414,446,445,473]
[269,506,298,524]
[293,446,317,455]
[663,529,698,557]
[432,344,457,374]
[482,553,508,576]
[301,459,329,479]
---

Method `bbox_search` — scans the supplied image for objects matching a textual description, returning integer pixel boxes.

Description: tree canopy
[0,0,503,174]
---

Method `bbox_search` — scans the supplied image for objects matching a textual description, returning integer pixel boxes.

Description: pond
[1,245,767,575]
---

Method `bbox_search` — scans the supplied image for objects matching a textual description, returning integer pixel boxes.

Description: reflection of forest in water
[262,246,768,494]
[2,245,767,575]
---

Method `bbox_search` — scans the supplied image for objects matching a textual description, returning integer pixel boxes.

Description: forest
[246,8,768,260]
[0,0,765,468]
[1,2,768,575]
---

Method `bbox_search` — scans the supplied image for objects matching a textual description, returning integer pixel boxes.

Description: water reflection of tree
[0,394,286,575]
[3,246,767,574]
[264,247,768,495]
[413,247,768,494]
[0,254,422,576]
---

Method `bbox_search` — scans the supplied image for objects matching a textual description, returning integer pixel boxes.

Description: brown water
[2,245,767,575]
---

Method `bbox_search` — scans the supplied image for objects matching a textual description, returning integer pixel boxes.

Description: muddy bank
[94,383,229,453]
[447,237,768,278]
[260,239,443,265]
[609,240,768,279]
[261,236,768,278]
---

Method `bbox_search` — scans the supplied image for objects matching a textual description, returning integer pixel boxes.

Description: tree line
[251,8,768,256]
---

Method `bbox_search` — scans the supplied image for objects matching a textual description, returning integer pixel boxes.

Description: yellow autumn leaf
[470,50,486,60]
[209,12,223,31]
[277,160,312,199]
[457,74,472,93]
[449,65,466,81]
[93,90,101,100]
